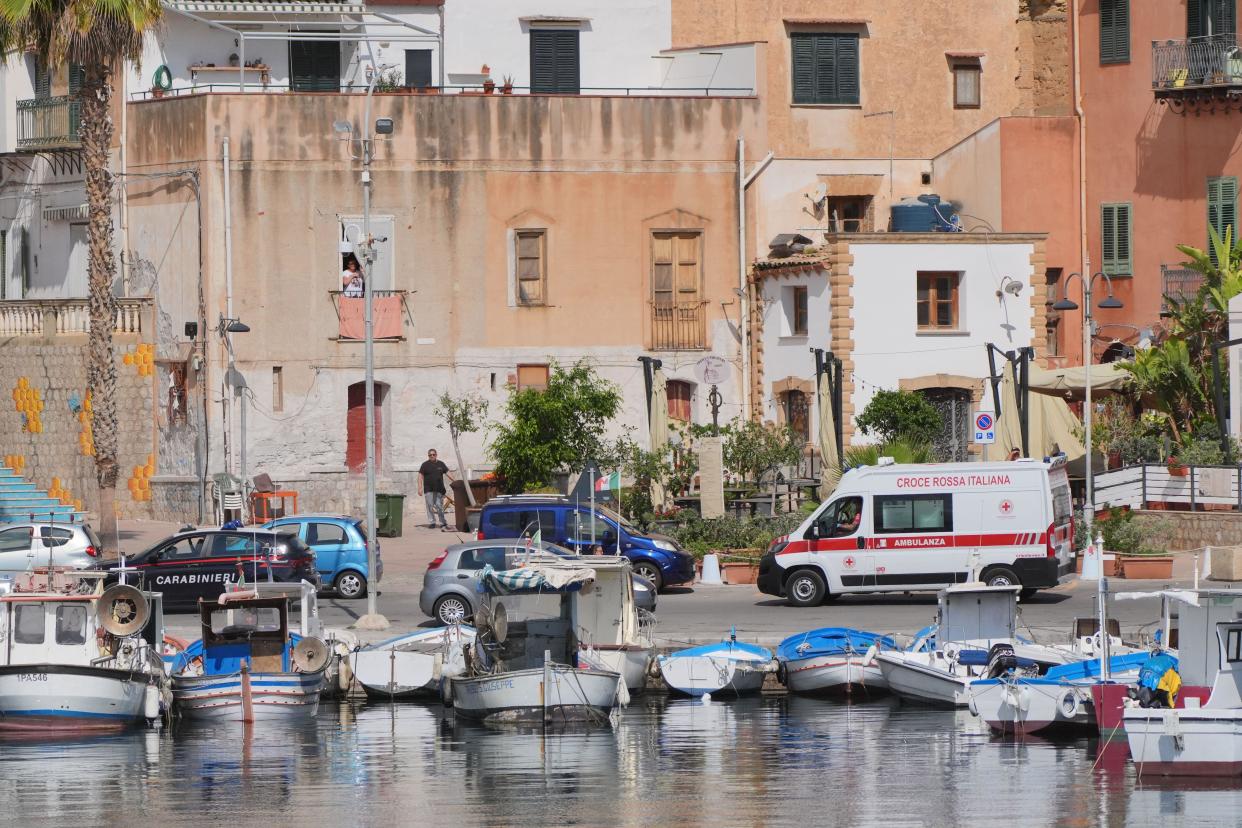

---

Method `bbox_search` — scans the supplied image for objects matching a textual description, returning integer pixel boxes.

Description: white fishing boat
[171,584,329,722]
[573,557,654,692]
[1123,620,1242,776]
[449,555,627,725]
[777,628,895,695]
[874,583,1072,707]
[658,631,773,697]
[0,567,166,733]
[352,625,476,699]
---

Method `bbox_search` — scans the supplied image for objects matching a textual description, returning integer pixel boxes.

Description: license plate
[16,673,47,683]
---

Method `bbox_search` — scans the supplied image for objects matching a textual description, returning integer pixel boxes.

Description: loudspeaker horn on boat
[292,636,330,672]
[97,584,149,636]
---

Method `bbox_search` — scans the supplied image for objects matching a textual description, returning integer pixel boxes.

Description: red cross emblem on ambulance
[843,556,856,568]
[999,499,1014,515]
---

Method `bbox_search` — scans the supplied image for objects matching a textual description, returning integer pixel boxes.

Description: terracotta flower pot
[1119,556,1174,580]
[721,561,759,585]
[1168,464,1189,477]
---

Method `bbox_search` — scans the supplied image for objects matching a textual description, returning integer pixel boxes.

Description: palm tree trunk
[80,64,120,555]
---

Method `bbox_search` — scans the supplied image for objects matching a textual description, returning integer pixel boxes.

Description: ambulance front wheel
[786,569,828,607]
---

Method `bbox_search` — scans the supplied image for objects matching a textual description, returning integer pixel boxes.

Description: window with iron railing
[651,230,706,349]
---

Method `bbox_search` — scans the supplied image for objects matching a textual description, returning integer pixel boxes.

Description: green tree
[433,390,489,505]
[1,0,163,553]
[722,418,803,499]
[490,361,631,493]
[855,389,942,444]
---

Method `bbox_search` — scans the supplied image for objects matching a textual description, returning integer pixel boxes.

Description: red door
[346,382,383,473]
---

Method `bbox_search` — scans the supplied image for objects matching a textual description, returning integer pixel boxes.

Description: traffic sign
[973,411,996,445]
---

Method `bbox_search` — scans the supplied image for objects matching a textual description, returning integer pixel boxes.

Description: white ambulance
[757,457,1075,607]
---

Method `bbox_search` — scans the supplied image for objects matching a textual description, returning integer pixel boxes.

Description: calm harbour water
[2,696,1240,827]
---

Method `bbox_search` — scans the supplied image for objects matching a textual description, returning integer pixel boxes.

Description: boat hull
[783,656,888,696]
[875,653,970,707]
[579,646,651,692]
[173,670,325,721]
[0,665,153,732]
[658,655,768,697]
[969,680,1095,736]
[1124,709,1242,776]
[451,666,621,724]
[353,626,476,699]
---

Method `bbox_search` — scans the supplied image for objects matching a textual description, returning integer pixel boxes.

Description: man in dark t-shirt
[418,449,453,529]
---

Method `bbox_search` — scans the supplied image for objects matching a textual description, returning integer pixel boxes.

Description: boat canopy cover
[1114,589,1201,607]
[479,564,596,595]
[776,627,896,662]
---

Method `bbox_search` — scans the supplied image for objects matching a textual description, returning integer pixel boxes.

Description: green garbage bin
[375,493,406,537]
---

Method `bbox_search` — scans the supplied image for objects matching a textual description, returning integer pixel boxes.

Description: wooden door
[346,382,383,473]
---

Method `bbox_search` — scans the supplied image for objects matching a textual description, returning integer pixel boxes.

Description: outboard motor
[986,643,1019,679]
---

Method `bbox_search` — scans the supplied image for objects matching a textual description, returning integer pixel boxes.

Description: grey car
[0,522,103,574]
[419,539,656,625]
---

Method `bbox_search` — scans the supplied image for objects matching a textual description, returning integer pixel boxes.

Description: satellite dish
[492,602,509,644]
[98,584,149,636]
[292,636,330,673]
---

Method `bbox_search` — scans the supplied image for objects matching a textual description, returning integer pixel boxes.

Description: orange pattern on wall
[79,391,95,456]
[124,343,155,377]
[128,454,155,502]
[12,377,44,433]
[3,455,25,473]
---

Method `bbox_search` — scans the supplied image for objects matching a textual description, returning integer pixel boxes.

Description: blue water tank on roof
[890,194,957,232]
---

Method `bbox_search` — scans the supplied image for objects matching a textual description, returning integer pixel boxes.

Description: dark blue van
[477,495,695,591]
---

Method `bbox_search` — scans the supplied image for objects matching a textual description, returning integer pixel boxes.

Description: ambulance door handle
[856,537,865,549]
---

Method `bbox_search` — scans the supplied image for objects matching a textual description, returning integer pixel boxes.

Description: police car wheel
[786,570,826,607]
[984,567,1021,589]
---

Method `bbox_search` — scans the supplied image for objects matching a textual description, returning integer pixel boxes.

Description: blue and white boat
[658,630,773,697]
[777,628,896,695]
[171,590,328,721]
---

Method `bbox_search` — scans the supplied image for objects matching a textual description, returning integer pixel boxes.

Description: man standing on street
[418,449,453,530]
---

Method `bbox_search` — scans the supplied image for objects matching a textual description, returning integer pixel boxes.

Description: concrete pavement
[116,518,1225,649]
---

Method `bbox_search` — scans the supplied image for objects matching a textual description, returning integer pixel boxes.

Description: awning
[43,204,87,221]
[481,564,597,595]
[1028,363,1131,398]
[164,1,364,13]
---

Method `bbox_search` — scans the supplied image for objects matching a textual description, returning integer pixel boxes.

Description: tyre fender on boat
[1059,689,1080,719]
[776,660,789,687]
[862,643,879,667]
[967,693,979,717]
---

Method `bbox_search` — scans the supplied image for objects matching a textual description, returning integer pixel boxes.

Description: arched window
[781,389,810,443]
[667,380,693,422]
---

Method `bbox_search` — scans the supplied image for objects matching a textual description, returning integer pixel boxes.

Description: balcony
[330,291,408,340]
[1161,265,1204,314]
[651,300,708,350]
[0,298,149,337]
[17,96,81,149]
[1152,34,1242,108]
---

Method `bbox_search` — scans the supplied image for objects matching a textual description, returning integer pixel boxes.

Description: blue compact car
[476,495,695,591]
[262,515,381,599]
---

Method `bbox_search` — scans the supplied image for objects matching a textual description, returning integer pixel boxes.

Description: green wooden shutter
[791,35,816,103]
[554,30,580,94]
[68,64,84,94]
[814,36,837,104]
[1218,0,1237,35]
[290,41,339,92]
[1208,176,1239,262]
[530,30,579,94]
[1100,0,1131,63]
[1190,0,1205,37]
[1101,203,1133,276]
[0,229,6,301]
[834,35,860,104]
[20,227,30,297]
[34,62,50,99]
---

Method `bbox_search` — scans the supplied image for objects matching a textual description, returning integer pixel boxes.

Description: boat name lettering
[16,673,47,682]
[467,679,515,693]
[895,474,1011,489]
[153,573,229,585]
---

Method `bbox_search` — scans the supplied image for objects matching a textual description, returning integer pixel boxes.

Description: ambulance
[757,457,1075,607]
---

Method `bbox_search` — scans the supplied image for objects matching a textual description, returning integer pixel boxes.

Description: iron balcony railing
[1161,264,1204,314]
[651,300,708,350]
[129,83,756,101]
[16,96,81,148]
[1152,33,1242,91]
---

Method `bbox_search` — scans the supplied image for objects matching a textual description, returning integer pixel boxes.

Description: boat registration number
[16,673,47,683]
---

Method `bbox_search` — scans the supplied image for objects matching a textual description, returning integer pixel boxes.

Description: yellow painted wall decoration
[3,455,25,473]
[128,453,155,502]
[79,390,95,456]
[11,377,44,433]
[47,476,77,508]
[123,343,155,378]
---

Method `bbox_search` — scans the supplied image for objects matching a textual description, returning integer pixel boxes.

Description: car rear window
[1052,483,1072,525]
[39,527,73,546]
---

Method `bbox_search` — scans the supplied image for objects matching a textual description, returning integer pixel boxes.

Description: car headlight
[653,540,677,552]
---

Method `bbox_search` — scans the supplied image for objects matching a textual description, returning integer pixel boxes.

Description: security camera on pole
[334,58,396,631]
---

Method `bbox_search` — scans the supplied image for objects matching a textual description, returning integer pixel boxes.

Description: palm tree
[0,0,161,553]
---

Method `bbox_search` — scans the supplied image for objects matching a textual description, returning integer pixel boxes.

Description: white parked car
[0,522,102,574]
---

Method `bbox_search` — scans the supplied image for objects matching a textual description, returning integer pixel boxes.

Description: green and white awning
[164,1,365,14]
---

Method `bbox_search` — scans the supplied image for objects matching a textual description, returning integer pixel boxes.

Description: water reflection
[4,697,1242,826]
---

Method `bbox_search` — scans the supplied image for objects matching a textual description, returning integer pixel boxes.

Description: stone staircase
[0,466,84,524]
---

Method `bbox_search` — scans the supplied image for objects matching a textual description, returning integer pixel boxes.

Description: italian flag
[595,471,620,492]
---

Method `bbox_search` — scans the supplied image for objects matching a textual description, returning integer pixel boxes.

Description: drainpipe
[1071,0,1089,365]
[737,137,750,418]
[438,3,446,88]
[222,137,234,476]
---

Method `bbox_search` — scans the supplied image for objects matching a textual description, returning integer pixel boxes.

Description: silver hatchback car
[419,539,657,625]
[0,522,103,574]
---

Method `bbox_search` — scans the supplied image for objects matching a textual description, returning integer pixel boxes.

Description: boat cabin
[937,583,1020,644]
[1207,621,1242,709]
[197,596,293,675]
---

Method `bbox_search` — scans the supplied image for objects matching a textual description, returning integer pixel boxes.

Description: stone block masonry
[0,337,155,522]
[1139,510,1242,552]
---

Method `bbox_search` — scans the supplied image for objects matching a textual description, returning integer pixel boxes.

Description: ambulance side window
[874,494,953,534]
[810,497,863,539]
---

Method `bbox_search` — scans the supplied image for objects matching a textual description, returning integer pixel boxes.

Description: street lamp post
[218,315,250,484]
[1052,272,1123,538]
[335,65,394,630]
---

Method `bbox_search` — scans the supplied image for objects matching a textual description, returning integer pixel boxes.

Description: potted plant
[719,550,762,584]
[1095,508,1176,579]
[1167,455,1188,477]
[501,75,514,94]
[483,78,496,94]
[151,86,165,99]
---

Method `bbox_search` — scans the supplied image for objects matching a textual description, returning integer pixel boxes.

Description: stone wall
[1136,509,1242,552]
[0,335,155,521]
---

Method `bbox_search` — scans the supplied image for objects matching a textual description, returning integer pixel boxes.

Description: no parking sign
[973,411,996,445]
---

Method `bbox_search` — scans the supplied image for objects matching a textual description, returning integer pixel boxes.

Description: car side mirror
[805,524,819,540]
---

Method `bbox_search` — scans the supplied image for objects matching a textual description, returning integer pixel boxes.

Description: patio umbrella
[649,366,670,510]
[817,372,839,500]
[994,361,1025,459]
[995,361,1086,462]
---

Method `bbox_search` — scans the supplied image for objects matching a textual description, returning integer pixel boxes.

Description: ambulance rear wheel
[983,567,1021,589]
[786,570,826,607]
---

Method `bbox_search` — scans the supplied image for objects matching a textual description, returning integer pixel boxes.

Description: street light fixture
[1052,271,1123,540]
[217,314,251,485]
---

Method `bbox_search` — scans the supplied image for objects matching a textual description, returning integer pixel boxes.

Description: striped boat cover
[480,564,596,595]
